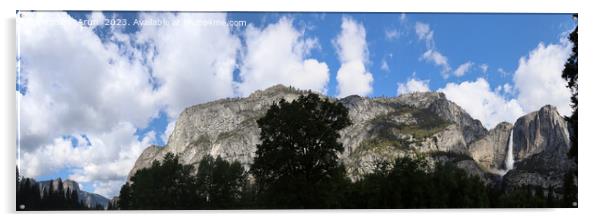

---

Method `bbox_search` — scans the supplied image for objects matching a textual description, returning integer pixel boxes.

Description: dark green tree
[562,14,578,162]
[562,171,578,207]
[126,153,196,209]
[560,14,578,208]
[196,155,248,209]
[251,93,351,208]
[345,157,495,209]
[16,177,42,211]
[118,183,132,210]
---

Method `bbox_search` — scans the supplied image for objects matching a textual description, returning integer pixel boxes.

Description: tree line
[16,167,101,211]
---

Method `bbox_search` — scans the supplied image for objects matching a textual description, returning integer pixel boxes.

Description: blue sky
[17,11,575,197]
[126,12,572,145]
[64,12,573,99]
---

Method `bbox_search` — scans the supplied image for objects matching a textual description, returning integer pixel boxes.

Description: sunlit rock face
[128,85,573,191]
[504,105,575,191]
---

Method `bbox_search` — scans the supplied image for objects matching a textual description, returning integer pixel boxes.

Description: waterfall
[491,129,515,176]
[504,129,514,172]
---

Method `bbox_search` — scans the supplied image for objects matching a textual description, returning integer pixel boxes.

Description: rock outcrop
[38,178,110,209]
[504,105,575,190]
[127,85,573,191]
[129,85,488,181]
[468,122,513,172]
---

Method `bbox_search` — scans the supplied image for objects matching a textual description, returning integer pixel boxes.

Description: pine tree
[560,14,578,208]
[118,183,132,210]
[562,14,578,163]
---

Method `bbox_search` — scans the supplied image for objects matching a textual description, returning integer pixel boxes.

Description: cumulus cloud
[437,40,573,129]
[503,83,513,95]
[136,12,240,118]
[17,12,242,197]
[454,61,474,77]
[21,122,154,197]
[237,17,330,96]
[439,78,525,129]
[18,12,159,152]
[334,17,374,97]
[514,42,572,116]
[397,77,430,95]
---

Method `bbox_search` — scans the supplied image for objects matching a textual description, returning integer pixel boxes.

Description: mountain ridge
[127,84,573,194]
[33,178,110,209]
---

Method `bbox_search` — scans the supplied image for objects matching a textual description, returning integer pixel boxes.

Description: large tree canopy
[251,93,351,208]
[562,14,578,162]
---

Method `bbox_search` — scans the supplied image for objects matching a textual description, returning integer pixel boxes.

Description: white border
[2,1,601,222]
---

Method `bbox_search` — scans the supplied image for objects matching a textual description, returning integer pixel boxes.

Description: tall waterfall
[504,129,514,172]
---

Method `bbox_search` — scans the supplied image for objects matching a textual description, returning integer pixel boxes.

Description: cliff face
[37,178,109,209]
[127,85,573,190]
[468,122,513,173]
[128,85,305,178]
[129,85,487,180]
[504,105,575,190]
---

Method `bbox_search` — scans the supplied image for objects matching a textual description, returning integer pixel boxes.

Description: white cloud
[385,29,400,40]
[421,49,452,76]
[415,22,453,77]
[479,64,489,74]
[503,83,513,95]
[21,122,154,197]
[397,77,430,95]
[380,59,390,72]
[437,39,573,129]
[513,42,572,116]
[136,12,240,118]
[334,17,374,97]
[439,78,525,129]
[454,61,474,77]
[90,180,127,198]
[237,17,330,96]
[17,12,242,198]
[86,12,105,30]
[497,68,511,76]
[415,22,434,48]
[161,120,177,145]
[18,12,159,152]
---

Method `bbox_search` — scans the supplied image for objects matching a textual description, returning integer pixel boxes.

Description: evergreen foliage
[16,167,89,211]
[251,93,351,208]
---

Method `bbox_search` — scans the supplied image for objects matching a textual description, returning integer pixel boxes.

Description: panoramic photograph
[15,11,578,210]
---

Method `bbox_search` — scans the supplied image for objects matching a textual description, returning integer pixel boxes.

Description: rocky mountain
[128,84,574,191]
[504,105,575,191]
[38,178,109,209]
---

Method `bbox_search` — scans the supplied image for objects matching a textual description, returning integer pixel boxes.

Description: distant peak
[262,84,289,92]
[539,104,557,112]
[398,91,445,98]
[248,84,312,98]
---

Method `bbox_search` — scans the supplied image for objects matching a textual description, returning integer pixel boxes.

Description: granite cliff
[37,178,110,209]
[128,85,574,191]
